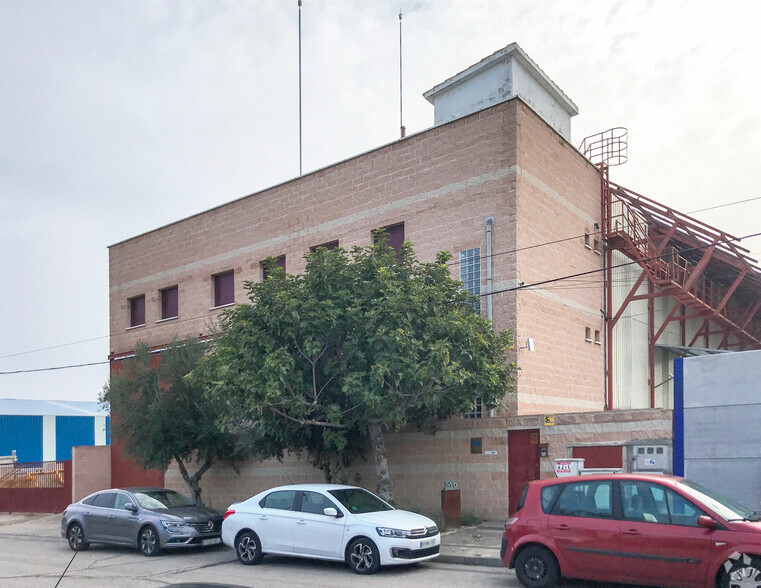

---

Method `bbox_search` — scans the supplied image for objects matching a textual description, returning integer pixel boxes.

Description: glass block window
[459,247,481,314]
[463,397,483,419]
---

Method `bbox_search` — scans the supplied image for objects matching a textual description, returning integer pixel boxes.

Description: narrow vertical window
[585,327,592,342]
[160,286,178,320]
[373,223,405,257]
[213,271,234,307]
[129,295,145,327]
[584,232,592,249]
[261,255,286,281]
[459,247,481,314]
[594,330,601,345]
[310,240,339,252]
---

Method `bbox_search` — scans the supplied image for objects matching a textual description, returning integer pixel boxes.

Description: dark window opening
[213,271,234,307]
[373,223,405,257]
[160,286,178,319]
[129,295,145,327]
[261,255,286,281]
[310,240,339,252]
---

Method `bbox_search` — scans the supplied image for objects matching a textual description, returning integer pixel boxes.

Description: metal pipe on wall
[485,217,494,322]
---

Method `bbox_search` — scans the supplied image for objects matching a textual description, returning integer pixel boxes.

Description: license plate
[202,538,221,546]
[419,538,435,548]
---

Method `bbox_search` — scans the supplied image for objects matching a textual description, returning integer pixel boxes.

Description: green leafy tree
[196,239,516,502]
[101,338,251,505]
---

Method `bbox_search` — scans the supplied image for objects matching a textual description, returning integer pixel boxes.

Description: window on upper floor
[310,240,339,252]
[459,247,481,315]
[160,286,178,320]
[261,255,286,281]
[129,295,145,328]
[213,270,234,308]
[373,223,404,258]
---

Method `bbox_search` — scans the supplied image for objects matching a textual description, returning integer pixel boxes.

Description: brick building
[107,44,760,516]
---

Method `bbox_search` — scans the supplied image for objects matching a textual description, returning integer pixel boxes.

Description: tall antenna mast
[298,0,303,175]
[399,9,405,138]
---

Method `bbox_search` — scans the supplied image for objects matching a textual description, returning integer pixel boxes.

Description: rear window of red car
[540,484,563,513]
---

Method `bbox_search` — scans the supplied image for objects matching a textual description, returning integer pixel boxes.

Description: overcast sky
[1,0,759,402]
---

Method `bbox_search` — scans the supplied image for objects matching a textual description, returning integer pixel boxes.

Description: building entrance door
[508,429,540,514]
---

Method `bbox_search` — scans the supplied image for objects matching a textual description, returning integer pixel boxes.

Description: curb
[437,553,503,567]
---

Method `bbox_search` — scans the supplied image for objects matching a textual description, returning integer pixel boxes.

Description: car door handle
[109,514,116,518]
[259,515,269,521]
[552,524,570,530]
[622,529,641,535]
[297,520,307,525]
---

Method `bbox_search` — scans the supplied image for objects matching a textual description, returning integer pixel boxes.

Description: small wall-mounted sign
[544,415,555,426]
[484,450,498,455]
[470,437,483,454]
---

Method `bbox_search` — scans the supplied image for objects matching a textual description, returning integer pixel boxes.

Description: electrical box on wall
[626,441,672,474]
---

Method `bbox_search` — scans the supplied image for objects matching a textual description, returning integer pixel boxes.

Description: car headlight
[376,527,411,538]
[161,521,190,534]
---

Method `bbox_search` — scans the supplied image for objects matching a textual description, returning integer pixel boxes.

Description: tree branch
[270,406,349,428]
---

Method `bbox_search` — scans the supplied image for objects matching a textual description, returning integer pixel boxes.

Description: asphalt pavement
[0,511,505,567]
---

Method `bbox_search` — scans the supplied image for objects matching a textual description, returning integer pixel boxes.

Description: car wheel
[514,546,559,588]
[235,531,263,565]
[138,525,162,557]
[347,537,380,575]
[721,554,761,588]
[66,522,89,552]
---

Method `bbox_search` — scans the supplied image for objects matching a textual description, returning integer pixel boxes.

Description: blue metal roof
[0,399,108,417]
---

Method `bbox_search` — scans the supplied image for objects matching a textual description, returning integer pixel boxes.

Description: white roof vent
[423,43,578,140]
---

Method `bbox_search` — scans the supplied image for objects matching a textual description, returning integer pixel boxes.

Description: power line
[483,230,761,299]
[687,196,761,215]
[0,360,109,375]
[0,335,110,360]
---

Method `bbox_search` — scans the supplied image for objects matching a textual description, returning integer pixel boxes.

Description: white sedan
[222,483,440,574]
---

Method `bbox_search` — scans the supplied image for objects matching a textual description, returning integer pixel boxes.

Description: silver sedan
[61,487,223,556]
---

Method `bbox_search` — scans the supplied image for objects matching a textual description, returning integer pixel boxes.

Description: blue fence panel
[0,415,43,462]
[55,416,95,461]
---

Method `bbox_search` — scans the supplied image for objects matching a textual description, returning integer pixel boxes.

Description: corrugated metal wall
[55,416,95,461]
[0,415,43,462]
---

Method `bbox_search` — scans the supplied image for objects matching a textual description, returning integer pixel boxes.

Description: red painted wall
[572,445,624,468]
[108,358,165,489]
[0,461,72,513]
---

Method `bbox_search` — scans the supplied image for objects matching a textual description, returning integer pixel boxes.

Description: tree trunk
[368,419,393,503]
[175,455,213,506]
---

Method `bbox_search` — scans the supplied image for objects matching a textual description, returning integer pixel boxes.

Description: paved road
[0,513,642,587]
[0,513,523,587]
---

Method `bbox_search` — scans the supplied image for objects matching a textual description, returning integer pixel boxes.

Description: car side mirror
[125,502,138,513]
[697,515,717,530]
[323,507,342,518]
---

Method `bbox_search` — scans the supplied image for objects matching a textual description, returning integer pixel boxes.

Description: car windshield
[328,488,394,514]
[133,489,195,510]
[677,479,758,521]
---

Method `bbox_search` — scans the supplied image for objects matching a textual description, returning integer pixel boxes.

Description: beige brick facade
[164,408,672,518]
[109,99,603,415]
[109,97,667,518]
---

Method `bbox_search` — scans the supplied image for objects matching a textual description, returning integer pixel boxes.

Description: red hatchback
[502,473,761,588]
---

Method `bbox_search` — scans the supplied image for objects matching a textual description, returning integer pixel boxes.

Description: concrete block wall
[512,101,604,414]
[109,98,605,416]
[71,445,111,502]
[164,409,672,519]
[109,100,519,359]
